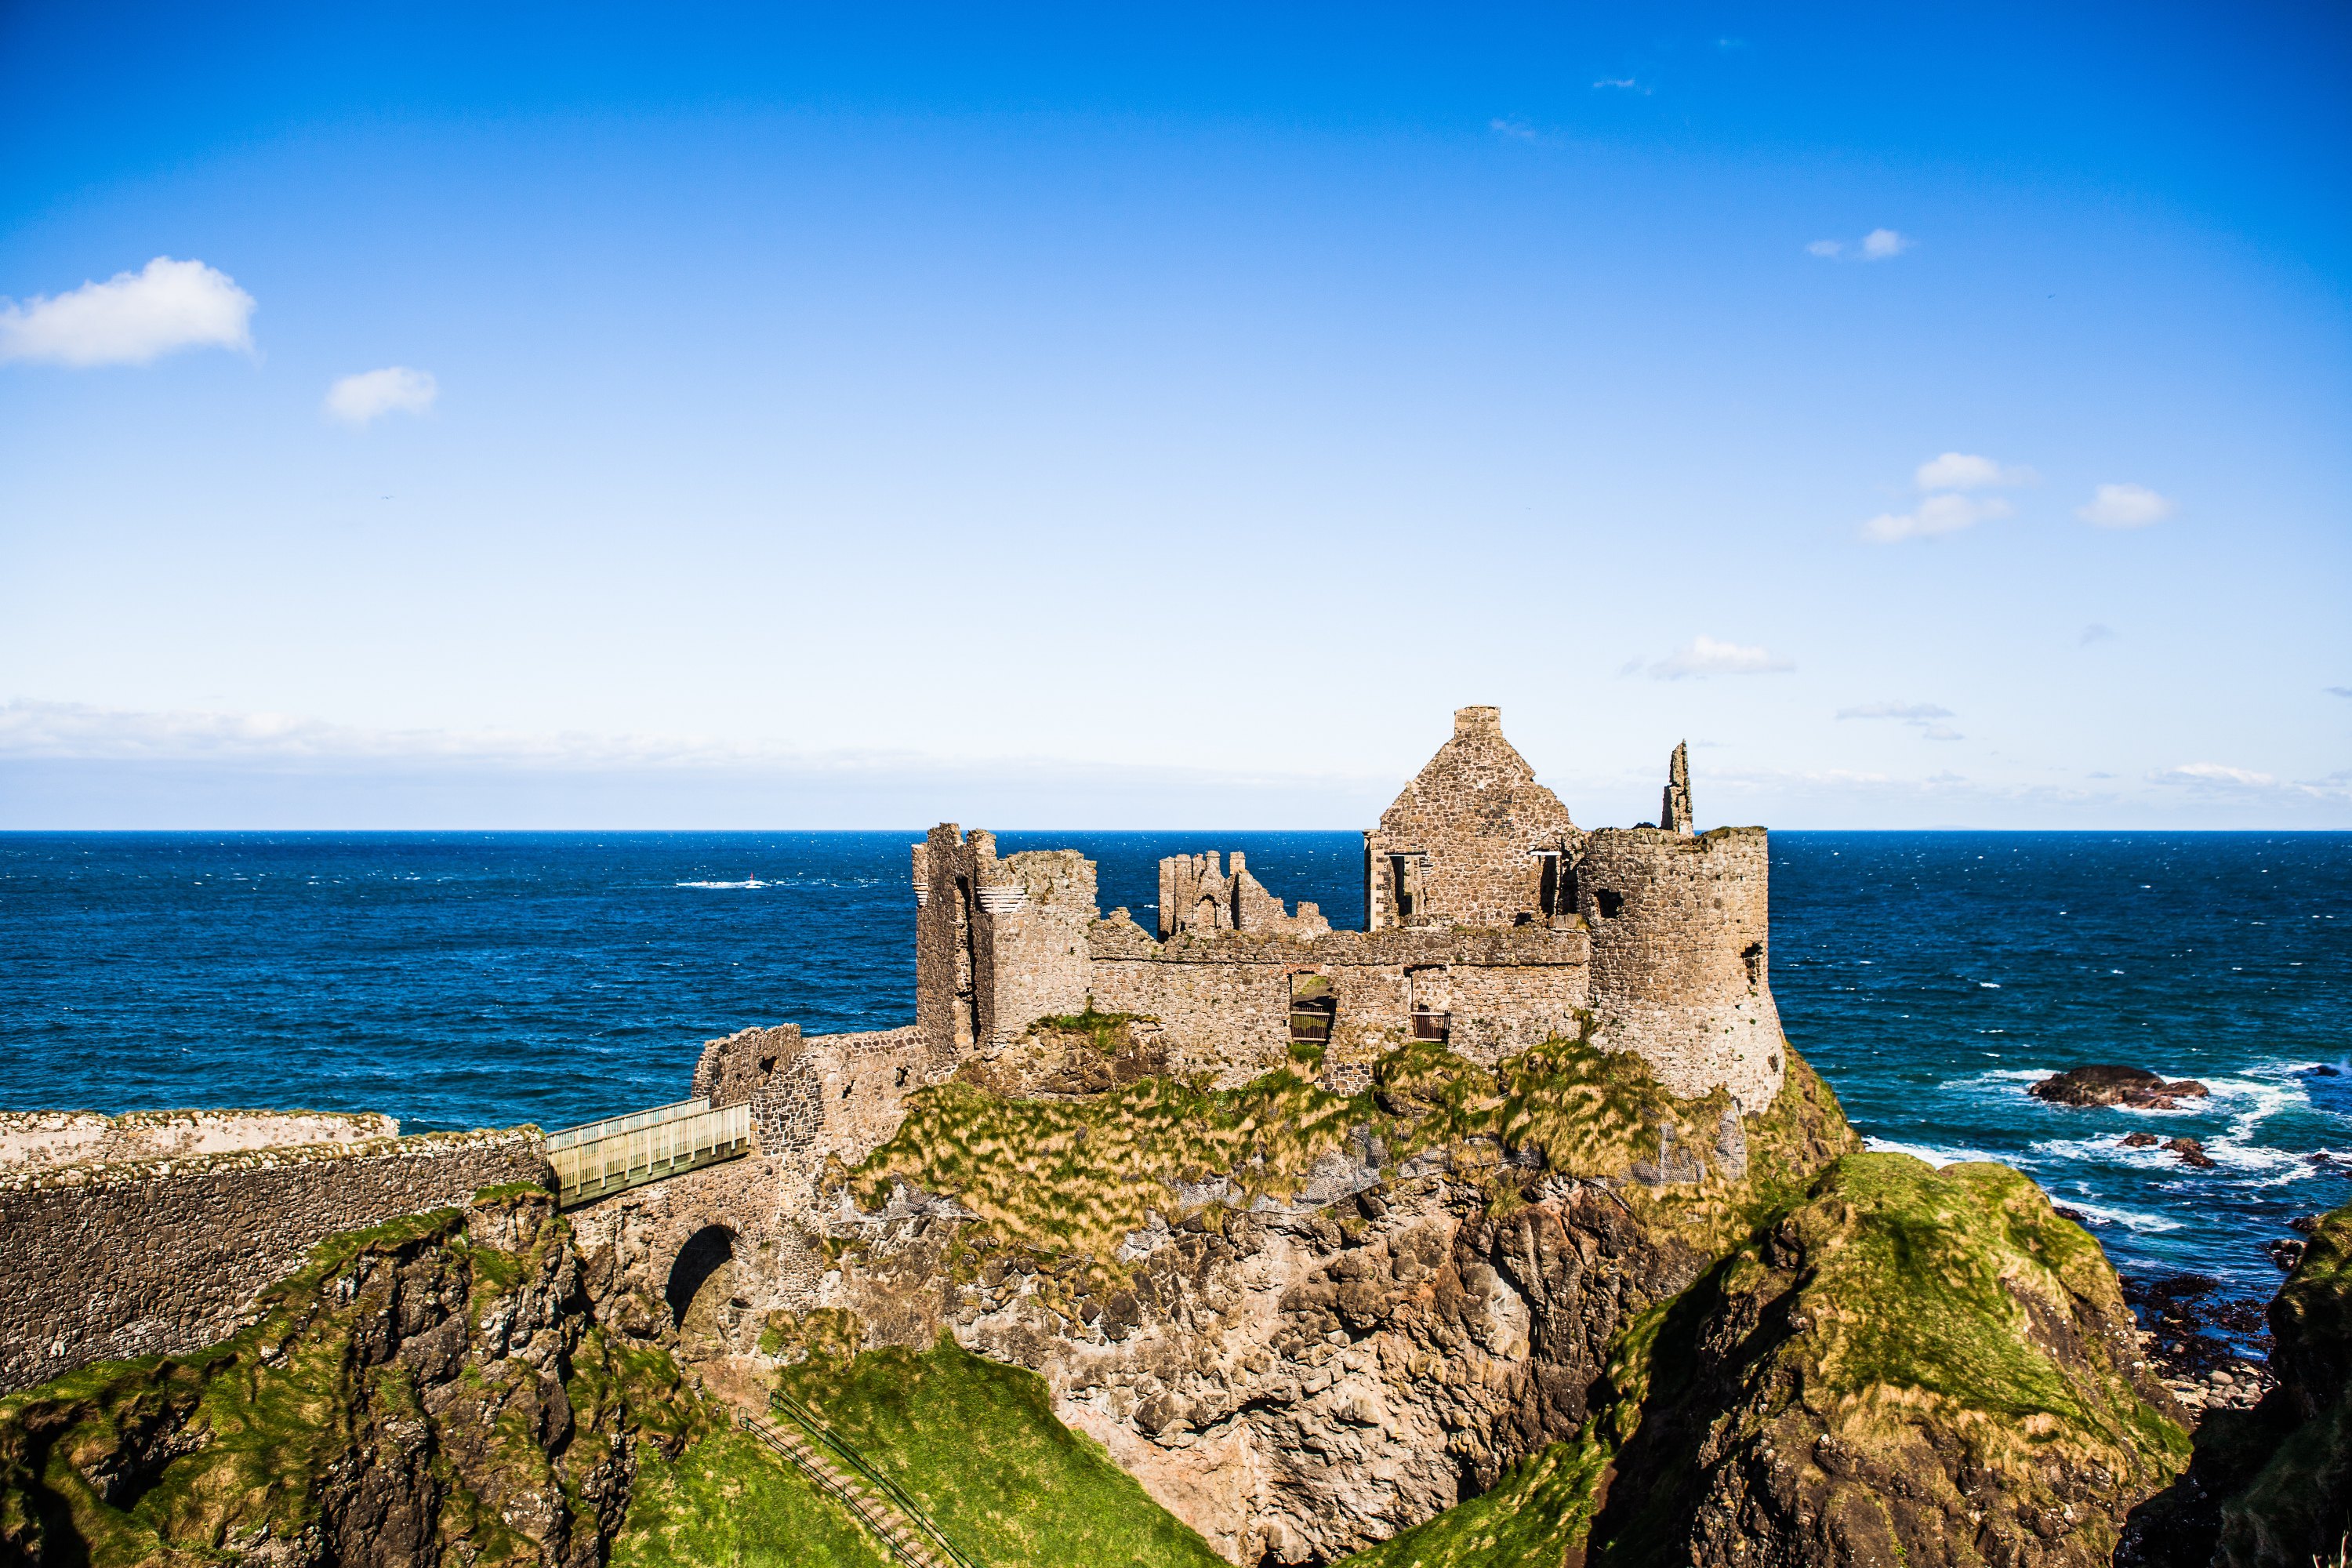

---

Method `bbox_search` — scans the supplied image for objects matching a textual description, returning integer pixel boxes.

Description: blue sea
[2,831,2346,1319]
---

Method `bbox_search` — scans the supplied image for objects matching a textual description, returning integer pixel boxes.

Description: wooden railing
[546,1098,750,1208]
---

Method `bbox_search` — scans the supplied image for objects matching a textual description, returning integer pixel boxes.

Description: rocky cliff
[0,1186,706,1567]
[798,1027,2190,1566]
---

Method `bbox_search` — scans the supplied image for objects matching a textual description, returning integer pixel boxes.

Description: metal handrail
[769,1388,986,1568]
[738,1414,935,1568]
[546,1101,750,1207]
[546,1097,711,1152]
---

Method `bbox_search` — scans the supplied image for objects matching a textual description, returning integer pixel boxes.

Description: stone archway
[664,1224,736,1337]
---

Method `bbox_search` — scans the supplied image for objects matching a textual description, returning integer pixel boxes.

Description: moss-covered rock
[0,1187,709,1567]
[1584,1152,2190,1568]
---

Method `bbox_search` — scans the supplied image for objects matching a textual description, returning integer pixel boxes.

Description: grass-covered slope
[613,1427,894,1568]
[0,1187,702,1568]
[777,1336,1228,1568]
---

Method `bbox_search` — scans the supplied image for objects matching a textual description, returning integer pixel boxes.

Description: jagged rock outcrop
[2029,1065,2211,1111]
[0,1187,706,1567]
[1584,1153,2188,1568]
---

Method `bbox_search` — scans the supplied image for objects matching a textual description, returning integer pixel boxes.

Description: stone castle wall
[0,1127,547,1393]
[0,1108,399,1169]
[915,826,1094,1053]
[1364,706,1582,931]
[1578,826,1782,1109]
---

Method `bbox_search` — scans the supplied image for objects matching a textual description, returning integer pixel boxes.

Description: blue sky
[2,2,2347,829]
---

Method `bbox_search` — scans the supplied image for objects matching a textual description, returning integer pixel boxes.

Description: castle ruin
[910,706,1783,1110]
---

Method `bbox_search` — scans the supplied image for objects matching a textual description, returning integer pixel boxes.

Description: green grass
[612,1428,895,1568]
[1338,1435,1614,1568]
[778,1337,1226,1568]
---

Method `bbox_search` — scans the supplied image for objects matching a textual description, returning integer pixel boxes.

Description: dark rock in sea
[2056,1203,2092,1224]
[2289,1214,2322,1235]
[2031,1064,2212,1109]
[2268,1238,2306,1271]
[2167,1136,2219,1169]
[2305,1064,2341,1077]
[2122,1131,2161,1148]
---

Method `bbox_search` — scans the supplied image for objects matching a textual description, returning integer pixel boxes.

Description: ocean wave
[1940,1067,2058,1089]
[2053,1199,2184,1234]
[1863,1134,2009,1167]
[674,879,771,889]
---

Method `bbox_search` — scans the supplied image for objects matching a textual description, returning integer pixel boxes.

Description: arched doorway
[664,1225,736,1332]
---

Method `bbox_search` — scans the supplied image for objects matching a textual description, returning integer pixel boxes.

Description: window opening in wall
[953,876,979,1047]
[1595,888,1624,920]
[1407,967,1450,1043]
[1534,851,1561,919]
[894,1065,909,1087]
[1742,942,1764,985]
[1288,974,1336,1044]
[1389,854,1425,922]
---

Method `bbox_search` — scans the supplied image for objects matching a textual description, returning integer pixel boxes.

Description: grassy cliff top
[845,1031,1855,1270]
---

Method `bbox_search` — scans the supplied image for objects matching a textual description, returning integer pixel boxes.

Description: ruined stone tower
[1660,741,1693,834]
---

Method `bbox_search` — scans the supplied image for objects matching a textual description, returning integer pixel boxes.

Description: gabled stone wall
[1364,706,1583,932]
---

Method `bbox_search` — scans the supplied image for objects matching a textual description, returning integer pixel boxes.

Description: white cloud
[2330,686,2352,699]
[1922,725,1965,742]
[2081,624,2115,646]
[1488,118,1538,140]
[1914,452,2034,492]
[0,257,255,367]
[1643,636,1795,680]
[326,366,438,426]
[1838,702,1954,720]
[1862,492,2012,543]
[1592,78,1646,91]
[1808,229,1915,262]
[2077,482,2173,528]
[2151,762,2276,789]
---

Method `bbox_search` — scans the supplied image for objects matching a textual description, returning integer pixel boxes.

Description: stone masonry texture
[0,1127,548,1393]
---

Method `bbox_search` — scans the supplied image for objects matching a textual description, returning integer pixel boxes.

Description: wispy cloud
[0,257,255,367]
[1637,636,1795,680]
[2078,482,2173,528]
[1838,702,1954,721]
[1838,702,1962,741]
[1863,492,2012,543]
[1807,228,1914,262]
[1592,77,1649,93]
[1488,117,1539,140]
[2080,624,2115,646]
[326,366,438,427]
[2150,762,2278,789]
[1914,452,2034,492]
[2330,687,2352,699]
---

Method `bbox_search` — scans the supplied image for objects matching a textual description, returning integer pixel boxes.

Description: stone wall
[1579,826,1784,1109]
[1083,917,1592,1086]
[1159,851,1331,940]
[690,1024,804,1109]
[1364,706,1582,932]
[0,1108,399,1168]
[915,826,1094,1053]
[0,1127,547,1393]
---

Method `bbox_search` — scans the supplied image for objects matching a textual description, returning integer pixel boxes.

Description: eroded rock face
[0,1189,703,1568]
[1588,1155,2188,1568]
[809,1049,1857,1564]
[2030,1065,2211,1111]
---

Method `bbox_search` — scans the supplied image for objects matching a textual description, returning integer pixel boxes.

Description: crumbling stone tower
[1577,746,1782,1109]
[912,826,1095,1051]
[1364,706,1584,931]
